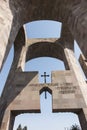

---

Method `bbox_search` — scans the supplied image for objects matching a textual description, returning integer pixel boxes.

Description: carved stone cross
[41,72,49,99]
[41,72,49,83]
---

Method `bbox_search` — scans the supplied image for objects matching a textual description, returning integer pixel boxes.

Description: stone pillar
[1,26,27,99]
[14,26,27,72]
[0,44,27,129]
[0,109,10,130]
[0,109,15,130]
[64,47,87,130]
[0,27,27,128]
[79,54,87,78]
[16,46,27,71]
[60,23,74,50]
[64,47,87,104]
[78,108,87,130]
[60,23,74,70]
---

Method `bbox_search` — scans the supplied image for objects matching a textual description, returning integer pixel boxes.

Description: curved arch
[26,41,64,61]
[40,86,52,95]
[14,26,26,50]
[1,0,87,70]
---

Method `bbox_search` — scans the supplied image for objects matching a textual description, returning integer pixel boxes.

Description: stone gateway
[0,0,87,130]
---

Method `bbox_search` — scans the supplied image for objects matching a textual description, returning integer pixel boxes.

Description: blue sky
[0,20,83,130]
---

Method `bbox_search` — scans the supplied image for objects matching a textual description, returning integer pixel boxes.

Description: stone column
[16,46,27,71]
[64,47,87,104]
[0,109,10,130]
[79,54,87,78]
[0,109,15,130]
[0,45,27,129]
[64,47,87,130]
[78,108,87,130]
[0,27,27,128]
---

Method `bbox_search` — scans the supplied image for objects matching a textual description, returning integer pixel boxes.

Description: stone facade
[0,0,87,70]
[0,0,87,130]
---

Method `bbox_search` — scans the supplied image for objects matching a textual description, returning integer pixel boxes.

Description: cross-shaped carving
[41,72,50,99]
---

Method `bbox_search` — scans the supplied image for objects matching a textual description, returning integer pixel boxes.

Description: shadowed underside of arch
[40,86,52,95]
[26,41,64,61]
[9,0,82,23]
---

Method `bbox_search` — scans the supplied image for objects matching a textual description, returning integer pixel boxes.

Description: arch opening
[25,20,62,38]
[40,87,52,99]
[0,1,85,130]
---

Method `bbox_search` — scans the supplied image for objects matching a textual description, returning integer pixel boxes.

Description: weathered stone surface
[26,38,64,61]
[0,0,87,70]
[79,54,87,78]
[0,0,87,130]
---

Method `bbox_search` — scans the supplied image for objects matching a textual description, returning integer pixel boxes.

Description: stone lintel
[26,38,59,46]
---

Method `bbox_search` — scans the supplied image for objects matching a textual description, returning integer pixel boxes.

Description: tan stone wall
[0,0,87,70]
[0,1,87,129]
[52,71,86,110]
[1,70,87,130]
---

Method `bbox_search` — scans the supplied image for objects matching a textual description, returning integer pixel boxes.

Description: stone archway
[0,1,87,129]
[26,40,64,61]
[0,0,87,70]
